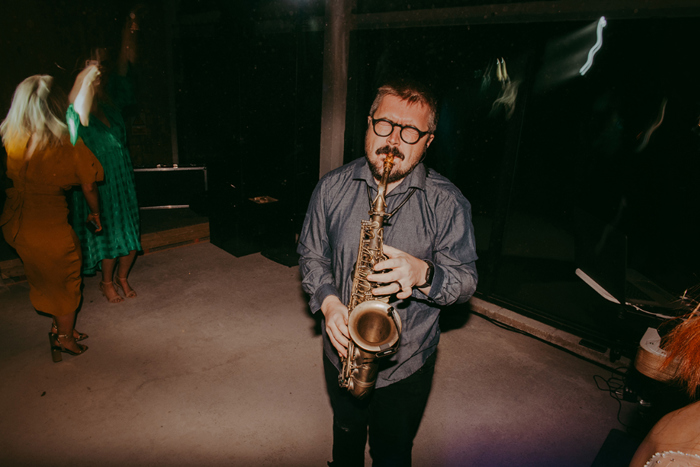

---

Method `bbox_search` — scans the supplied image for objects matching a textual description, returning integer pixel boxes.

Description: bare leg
[102,257,116,283]
[53,313,85,354]
[115,250,137,298]
[99,257,123,303]
[51,317,85,340]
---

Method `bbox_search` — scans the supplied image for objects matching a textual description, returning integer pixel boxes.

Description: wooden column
[319,0,354,178]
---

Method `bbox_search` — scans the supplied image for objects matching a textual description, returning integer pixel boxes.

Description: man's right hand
[321,295,350,358]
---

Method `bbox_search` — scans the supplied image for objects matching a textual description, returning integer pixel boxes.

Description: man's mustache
[375,145,404,160]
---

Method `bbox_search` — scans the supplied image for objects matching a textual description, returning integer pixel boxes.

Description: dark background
[2,1,699,358]
[0,0,174,167]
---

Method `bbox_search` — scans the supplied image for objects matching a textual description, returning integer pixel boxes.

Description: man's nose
[387,126,401,146]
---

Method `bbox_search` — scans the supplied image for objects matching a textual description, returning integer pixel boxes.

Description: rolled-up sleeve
[297,180,340,313]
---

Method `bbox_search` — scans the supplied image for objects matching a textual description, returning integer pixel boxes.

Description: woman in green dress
[69,10,142,303]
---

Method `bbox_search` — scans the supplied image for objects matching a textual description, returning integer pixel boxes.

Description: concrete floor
[0,242,637,466]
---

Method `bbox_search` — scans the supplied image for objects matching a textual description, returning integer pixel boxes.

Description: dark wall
[174,2,323,255]
[1,0,175,262]
[347,17,700,352]
[0,0,173,168]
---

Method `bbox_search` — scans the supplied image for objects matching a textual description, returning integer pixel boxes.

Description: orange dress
[1,137,103,316]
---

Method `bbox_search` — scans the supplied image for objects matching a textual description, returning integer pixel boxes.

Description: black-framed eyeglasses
[370,117,431,145]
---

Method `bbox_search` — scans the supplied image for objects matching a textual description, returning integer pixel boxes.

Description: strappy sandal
[49,333,88,363]
[100,281,124,303]
[51,324,88,341]
[115,276,137,298]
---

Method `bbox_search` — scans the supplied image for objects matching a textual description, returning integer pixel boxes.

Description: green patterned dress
[69,73,141,275]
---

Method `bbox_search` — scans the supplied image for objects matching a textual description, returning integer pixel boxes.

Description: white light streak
[579,17,607,76]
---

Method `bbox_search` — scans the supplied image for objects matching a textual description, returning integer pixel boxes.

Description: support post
[319,0,354,178]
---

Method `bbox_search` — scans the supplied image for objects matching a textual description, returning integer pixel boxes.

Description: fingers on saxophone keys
[327,327,348,358]
[336,336,349,358]
[332,320,350,346]
[396,281,411,294]
[396,284,413,300]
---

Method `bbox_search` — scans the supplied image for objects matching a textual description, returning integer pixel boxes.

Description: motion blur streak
[579,16,607,76]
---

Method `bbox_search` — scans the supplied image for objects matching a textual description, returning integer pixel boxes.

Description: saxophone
[339,154,403,399]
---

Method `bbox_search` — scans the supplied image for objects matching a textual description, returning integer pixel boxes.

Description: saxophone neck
[378,154,395,195]
[372,154,395,215]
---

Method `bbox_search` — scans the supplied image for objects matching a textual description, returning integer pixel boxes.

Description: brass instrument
[339,154,402,399]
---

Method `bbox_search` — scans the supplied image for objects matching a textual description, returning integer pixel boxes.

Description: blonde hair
[0,75,67,153]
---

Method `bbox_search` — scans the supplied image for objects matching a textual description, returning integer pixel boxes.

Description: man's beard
[365,144,424,183]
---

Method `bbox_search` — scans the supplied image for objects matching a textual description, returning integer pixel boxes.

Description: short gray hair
[368,80,438,133]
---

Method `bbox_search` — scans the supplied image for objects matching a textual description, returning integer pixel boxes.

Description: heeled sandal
[50,324,88,341]
[49,333,88,363]
[115,276,137,298]
[100,281,124,303]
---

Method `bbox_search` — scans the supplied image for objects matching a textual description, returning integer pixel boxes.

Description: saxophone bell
[343,301,402,400]
[348,301,401,358]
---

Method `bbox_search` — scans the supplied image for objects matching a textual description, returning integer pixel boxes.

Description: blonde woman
[0,72,103,362]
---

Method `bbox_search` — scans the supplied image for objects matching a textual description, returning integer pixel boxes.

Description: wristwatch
[416,260,434,289]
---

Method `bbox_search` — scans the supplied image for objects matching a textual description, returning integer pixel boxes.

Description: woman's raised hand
[82,64,101,85]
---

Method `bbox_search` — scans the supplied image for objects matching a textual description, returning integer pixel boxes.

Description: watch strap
[416,260,434,289]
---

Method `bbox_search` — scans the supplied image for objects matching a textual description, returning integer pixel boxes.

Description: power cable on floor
[594,366,633,429]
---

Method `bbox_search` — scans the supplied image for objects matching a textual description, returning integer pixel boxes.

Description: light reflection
[533,19,603,92]
[636,98,668,152]
[579,16,607,75]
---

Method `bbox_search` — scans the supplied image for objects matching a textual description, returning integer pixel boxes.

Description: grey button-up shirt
[298,157,478,387]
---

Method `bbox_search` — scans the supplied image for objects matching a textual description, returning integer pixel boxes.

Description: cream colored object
[644,451,700,467]
[634,327,679,382]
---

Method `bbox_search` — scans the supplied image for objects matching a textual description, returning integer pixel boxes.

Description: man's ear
[426,133,435,148]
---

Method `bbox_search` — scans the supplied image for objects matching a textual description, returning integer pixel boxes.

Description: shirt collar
[353,157,427,195]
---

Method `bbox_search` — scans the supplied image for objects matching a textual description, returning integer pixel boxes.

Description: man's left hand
[367,244,430,299]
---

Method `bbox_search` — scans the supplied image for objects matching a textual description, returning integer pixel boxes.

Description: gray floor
[0,242,636,466]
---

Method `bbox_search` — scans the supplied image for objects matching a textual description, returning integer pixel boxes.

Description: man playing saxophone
[298,78,478,466]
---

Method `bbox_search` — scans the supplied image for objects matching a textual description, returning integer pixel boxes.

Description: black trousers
[323,351,436,467]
